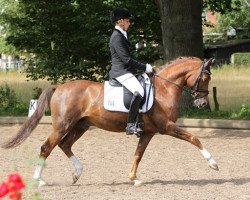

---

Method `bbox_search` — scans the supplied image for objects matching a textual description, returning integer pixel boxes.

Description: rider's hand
[146,64,153,73]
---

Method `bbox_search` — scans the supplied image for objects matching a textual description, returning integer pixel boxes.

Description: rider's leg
[115,73,144,135]
[136,112,144,133]
[126,91,143,135]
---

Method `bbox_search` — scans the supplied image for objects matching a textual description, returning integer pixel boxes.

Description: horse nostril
[202,101,207,107]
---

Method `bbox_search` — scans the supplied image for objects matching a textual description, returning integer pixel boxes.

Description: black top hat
[110,7,134,24]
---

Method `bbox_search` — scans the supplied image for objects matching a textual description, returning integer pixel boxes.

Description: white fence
[0,54,22,70]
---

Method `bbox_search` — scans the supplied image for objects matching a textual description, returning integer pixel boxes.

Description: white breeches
[115,73,144,97]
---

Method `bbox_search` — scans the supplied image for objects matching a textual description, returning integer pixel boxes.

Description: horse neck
[156,63,189,91]
[154,60,198,119]
[154,74,184,107]
[156,58,200,89]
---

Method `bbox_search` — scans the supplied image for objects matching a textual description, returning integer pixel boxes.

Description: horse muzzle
[194,97,208,108]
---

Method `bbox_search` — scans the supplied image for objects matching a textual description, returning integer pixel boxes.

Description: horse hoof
[72,173,80,184]
[209,160,219,171]
[134,180,144,187]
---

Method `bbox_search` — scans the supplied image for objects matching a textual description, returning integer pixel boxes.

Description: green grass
[209,64,250,111]
[0,70,49,116]
[0,70,49,106]
[181,105,250,120]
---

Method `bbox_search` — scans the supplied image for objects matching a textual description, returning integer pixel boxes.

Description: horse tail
[1,86,56,149]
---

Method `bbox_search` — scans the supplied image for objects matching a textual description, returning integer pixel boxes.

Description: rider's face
[117,18,131,31]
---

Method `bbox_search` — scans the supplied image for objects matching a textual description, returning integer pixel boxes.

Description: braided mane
[156,57,200,72]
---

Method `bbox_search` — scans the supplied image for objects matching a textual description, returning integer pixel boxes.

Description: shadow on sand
[101,177,250,187]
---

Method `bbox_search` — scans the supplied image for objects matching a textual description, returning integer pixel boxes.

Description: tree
[0,0,161,83]
[1,0,113,83]
[203,0,241,14]
[0,37,17,54]
[154,0,243,113]
[0,1,18,54]
[216,0,250,35]
[0,0,240,83]
[155,0,203,60]
[155,0,242,61]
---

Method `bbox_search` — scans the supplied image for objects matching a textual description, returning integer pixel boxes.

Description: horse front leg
[129,132,155,187]
[164,121,219,170]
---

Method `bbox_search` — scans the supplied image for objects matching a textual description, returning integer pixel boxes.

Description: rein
[153,73,190,93]
[153,61,211,98]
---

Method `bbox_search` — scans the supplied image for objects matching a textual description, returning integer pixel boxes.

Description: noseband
[154,61,211,99]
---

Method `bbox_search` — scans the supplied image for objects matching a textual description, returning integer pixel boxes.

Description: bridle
[190,62,211,98]
[153,61,211,99]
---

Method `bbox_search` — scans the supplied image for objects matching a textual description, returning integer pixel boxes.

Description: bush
[0,84,27,116]
[181,104,250,120]
[231,53,250,65]
[231,104,250,119]
[0,84,18,110]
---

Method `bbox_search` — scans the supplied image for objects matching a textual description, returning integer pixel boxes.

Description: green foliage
[0,0,161,83]
[231,53,250,65]
[1,0,113,83]
[181,109,231,119]
[0,84,27,115]
[0,0,240,83]
[124,0,162,62]
[0,0,19,54]
[231,104,250,119]
[0,36,17,54]
[31,91,40,100]
[0,84,18,110]
[203,0,241,14]
[181,104,250,120]
[215,0,250,35]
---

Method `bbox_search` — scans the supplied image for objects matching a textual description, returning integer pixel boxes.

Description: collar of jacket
[115,26,127,39]
[114,29,131,46]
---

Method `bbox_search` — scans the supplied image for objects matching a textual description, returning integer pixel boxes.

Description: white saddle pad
[104,73,154,113]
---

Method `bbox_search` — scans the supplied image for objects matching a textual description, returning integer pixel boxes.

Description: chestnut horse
[2,57,218,187]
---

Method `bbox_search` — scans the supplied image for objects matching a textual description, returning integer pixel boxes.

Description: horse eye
[191,91,198,97]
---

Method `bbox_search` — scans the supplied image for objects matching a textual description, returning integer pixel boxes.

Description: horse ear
[204,58,215,71]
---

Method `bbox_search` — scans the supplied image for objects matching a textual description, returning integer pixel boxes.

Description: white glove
[146,64,153,73]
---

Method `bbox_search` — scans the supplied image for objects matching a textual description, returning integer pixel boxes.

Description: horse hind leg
[33,129,65,187]
[33,117,82,186]
[58,118,90,184]
[164,122,219,171]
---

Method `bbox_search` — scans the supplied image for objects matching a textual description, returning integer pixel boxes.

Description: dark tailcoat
[109,29,146,79]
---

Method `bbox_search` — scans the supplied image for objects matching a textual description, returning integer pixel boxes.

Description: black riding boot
[136,113,144,134]
[126,91,143,136]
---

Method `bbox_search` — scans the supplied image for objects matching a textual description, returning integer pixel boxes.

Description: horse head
[155,57,214,109]
[186,58,214,108]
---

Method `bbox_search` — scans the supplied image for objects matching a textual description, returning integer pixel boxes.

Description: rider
[109,7,153,135]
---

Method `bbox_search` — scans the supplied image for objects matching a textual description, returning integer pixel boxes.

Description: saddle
[104,73,154,113]
[109,75,147,109]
